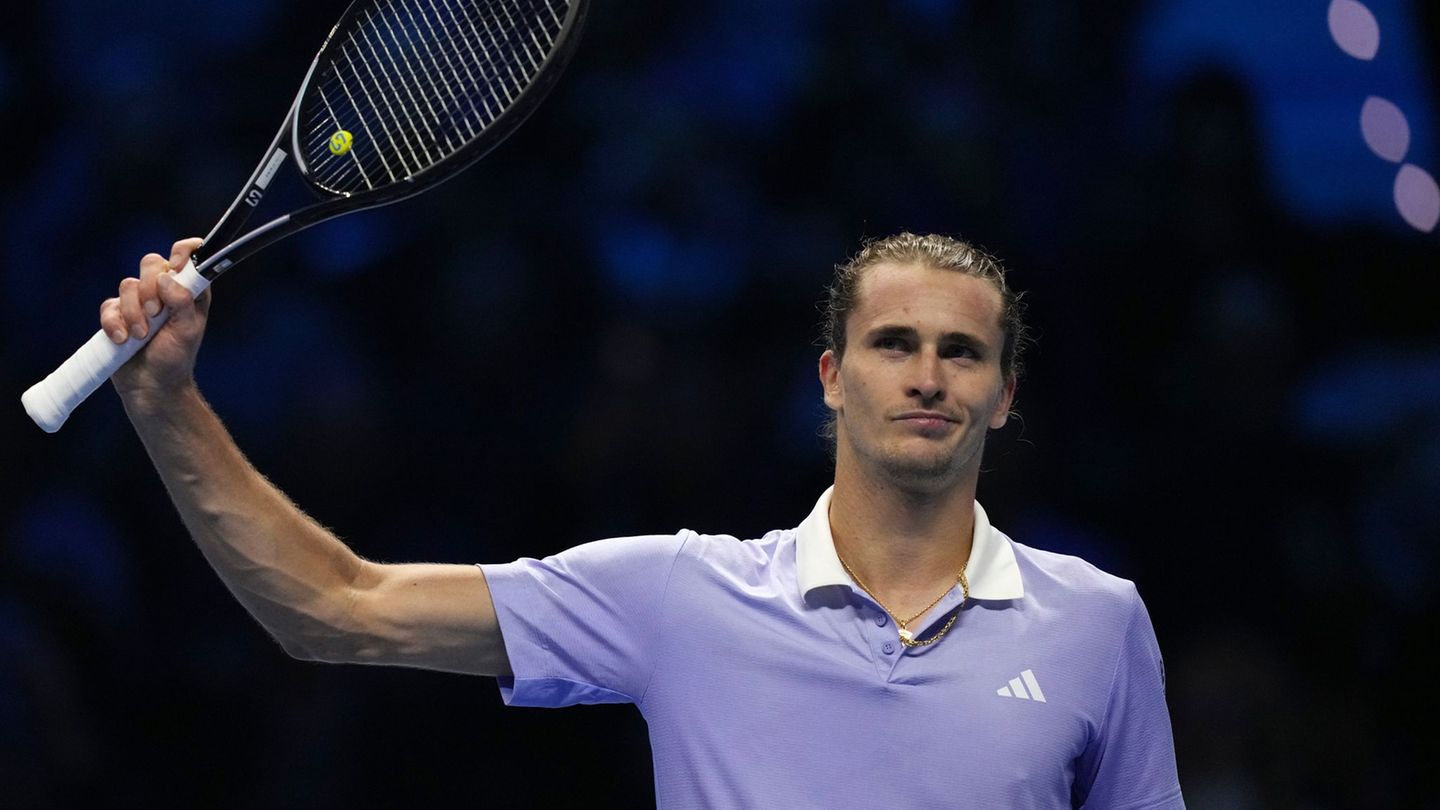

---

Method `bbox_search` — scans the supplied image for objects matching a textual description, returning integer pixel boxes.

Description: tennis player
[105,232,1183,807]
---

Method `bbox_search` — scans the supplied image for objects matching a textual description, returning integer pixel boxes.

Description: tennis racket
[22,0,588,433]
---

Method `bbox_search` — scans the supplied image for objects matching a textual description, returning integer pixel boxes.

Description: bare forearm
[122,384,366,658]
[103,246,505,674]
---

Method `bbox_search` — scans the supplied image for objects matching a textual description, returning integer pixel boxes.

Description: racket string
[301,0,571,193]
[400,0,495,131]
[311,0,553,188]
[342,36,427,175]
[309,0,541,186]
[316,85,378,187]
[378,0,477,148]
[360,7,449,159]
[312,0,560,158]
[355,12,443,169]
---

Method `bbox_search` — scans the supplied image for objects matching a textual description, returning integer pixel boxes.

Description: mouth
[893,411,958,429]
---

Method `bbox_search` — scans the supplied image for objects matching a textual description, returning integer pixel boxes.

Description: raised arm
[105,240,510,676]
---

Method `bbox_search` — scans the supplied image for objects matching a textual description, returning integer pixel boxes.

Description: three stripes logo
[996,669,1047,703]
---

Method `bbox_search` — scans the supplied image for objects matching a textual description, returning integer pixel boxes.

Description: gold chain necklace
[836,548,970,648]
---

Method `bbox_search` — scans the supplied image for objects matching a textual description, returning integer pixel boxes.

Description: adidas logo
[995,669,1047,703]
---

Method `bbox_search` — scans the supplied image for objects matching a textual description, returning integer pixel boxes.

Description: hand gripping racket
[23,0,588,432]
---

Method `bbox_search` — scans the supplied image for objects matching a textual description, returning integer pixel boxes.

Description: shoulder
[674,527,793,575]
[1002,536,1164,690]
[1006,535,1144,623]
[622,528,797,607]
[492,527,792,580]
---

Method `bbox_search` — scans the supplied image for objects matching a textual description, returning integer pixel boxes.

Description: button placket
[902,591,969,657]
[871,609,898,657]
[850,595,907,673]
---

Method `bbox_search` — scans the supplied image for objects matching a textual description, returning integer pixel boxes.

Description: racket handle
[22,261,210,433]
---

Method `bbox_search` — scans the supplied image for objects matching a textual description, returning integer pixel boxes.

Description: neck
[828,455,978,606]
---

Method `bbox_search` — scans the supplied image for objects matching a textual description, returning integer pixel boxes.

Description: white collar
[795,486,1025,601]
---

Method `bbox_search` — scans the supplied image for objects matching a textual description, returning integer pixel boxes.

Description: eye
[876,336,909,352]
[942,344,979,360]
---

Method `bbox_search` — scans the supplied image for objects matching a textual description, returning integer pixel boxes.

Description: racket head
[291,0,587,203]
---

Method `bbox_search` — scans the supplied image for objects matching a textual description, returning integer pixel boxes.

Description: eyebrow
[865,324,992,351]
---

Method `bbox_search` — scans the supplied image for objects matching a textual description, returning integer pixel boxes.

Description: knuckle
[171,238,203,264]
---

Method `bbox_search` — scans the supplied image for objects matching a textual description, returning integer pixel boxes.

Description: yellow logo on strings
[328,130,354,156]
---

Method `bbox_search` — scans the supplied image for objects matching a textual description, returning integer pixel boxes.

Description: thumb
[193,287,213,318]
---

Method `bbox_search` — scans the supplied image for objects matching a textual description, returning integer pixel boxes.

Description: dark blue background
[3,0,1438,806]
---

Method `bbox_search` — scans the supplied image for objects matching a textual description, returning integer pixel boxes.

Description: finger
[99,297,127,344]
[138,253,169,319]
[169,237,204,270]
[117,277,146,340]
[156,271,197,318]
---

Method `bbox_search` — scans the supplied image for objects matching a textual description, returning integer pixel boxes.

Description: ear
[988,374,1017,429]
[819,349,844,412]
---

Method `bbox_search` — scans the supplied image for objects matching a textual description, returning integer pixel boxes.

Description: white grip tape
[22,260,211,433]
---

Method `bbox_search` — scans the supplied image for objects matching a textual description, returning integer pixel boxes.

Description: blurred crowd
[2,0,1437,806]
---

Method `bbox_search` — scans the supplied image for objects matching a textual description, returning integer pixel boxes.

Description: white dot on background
[1360,96,1410,163]
[1328,0,1380,61]
[1394,164,1440,233]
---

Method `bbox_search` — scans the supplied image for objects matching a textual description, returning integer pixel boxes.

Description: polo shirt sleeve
[1074,584,1185,809]
[478,532,689,708]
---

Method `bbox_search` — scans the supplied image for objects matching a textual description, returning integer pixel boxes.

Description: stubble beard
[845,423,986,497]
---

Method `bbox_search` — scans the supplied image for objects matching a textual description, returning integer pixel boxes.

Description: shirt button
[881,641,896,655]
[874,613,888,627]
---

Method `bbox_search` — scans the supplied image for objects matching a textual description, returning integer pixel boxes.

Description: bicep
[345,561,511,676]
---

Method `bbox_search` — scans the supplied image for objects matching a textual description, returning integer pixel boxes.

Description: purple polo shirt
[480,489,1184,808]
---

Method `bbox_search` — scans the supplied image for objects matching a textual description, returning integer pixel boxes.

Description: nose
[906,348,946,403]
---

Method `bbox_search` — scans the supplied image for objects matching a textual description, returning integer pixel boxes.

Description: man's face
[819,262,1016,492]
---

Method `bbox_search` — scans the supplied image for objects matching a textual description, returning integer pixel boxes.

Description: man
[103,232,1183,807]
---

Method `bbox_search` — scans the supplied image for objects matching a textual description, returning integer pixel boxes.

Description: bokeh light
[1359,95,1410,163]
[1394,164,1440,232]
[1327,0,1380,60]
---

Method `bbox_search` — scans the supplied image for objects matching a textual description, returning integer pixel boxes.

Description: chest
[639,595,1113,804]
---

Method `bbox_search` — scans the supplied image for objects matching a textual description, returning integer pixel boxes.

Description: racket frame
[191,0,589,283]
